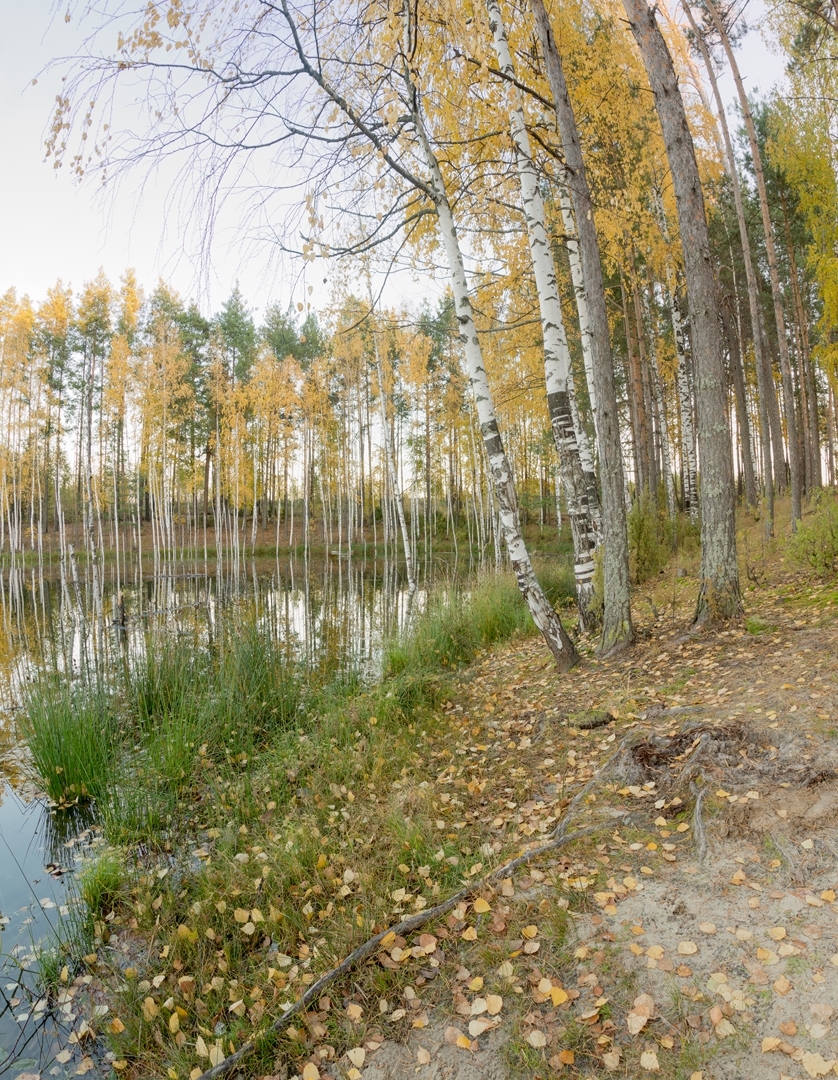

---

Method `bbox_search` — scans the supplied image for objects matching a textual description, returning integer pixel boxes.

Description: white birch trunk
[487,0,599,630]
[372,319,416,590]
[410,78,577,668]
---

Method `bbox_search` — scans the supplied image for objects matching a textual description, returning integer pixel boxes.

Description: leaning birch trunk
[410,89,578,669]
[528,0,634,654]
[372,316,416,592]
[702,0,800,524]
[622,0,741,621]
[682,0,775,528]
[486,0,599,630]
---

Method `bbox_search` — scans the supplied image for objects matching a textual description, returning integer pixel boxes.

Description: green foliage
[77,849,127,916]
[790,492,838,576]
[628,494,673,583]
[18,682,118,804]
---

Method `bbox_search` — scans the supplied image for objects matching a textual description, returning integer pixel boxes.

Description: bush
[628,493,673,583]
[790,492,838,576]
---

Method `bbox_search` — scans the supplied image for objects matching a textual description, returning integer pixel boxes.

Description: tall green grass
[18,681,118,803]
[20,565,573,843]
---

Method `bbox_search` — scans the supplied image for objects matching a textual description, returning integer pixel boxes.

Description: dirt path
[348,576,838,1080]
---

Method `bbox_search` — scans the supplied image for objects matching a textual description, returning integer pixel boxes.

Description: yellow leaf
[698,922,716,934]
[678,941,698,955]
[550,987,568,1007]
[417,1048,431,1064]
[473,898,491,913]
[109,1017,126,1035]
[525,1030,547,1048]
[302,1064,320,1080]
[347,1047,365,1068]
[141,997,159,1021]
[168,1012,180,1034]
[521,924,538,939]
[456,1034,472,1049]
[486,994,503,1015]
[461,926,478,940]
[196,1035,209,1057]
[640,1050,660,1071]
[208,1044,225,1067]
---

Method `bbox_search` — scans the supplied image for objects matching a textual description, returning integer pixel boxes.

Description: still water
[0,552,427,1077]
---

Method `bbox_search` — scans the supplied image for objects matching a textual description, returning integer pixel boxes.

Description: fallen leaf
[768,927,787,941]
[301,1065,320,1080]
[715,1018,735,1038]
[698,922,716,934]
[347,1048,365,1068]
[678,941,698,955]
[773,976,792,995]
[762,1037,782,1052]
[346,1003,363,1021]
[640,1050,660,1071]
[473,898,491,914]
[522,924,538,939]
[455,1034,472,1050]
[486,995,503,1015]
[469,1018,493,1037]
[810,1024,829,1039]
[417,1048,431,1065]
[602,1048,621,1070]
[801,1051,835,1077]
[526,1030,547,1048]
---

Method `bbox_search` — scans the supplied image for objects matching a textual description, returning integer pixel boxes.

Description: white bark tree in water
[622,0,741,622]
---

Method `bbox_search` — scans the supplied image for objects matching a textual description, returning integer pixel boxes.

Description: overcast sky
[0,0,789,319]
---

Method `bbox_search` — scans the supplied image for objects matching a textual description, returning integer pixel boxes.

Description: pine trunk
[623,0,741,621]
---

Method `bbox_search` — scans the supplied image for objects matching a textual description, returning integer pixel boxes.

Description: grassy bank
[19,562,576,1075]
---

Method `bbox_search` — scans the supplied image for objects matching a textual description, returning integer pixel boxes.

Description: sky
[0,0,790,320]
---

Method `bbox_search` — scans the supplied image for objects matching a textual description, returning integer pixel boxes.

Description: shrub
[790,492,838,576]
[628,493,673,583]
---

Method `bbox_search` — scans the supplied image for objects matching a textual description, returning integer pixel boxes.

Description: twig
[195,738,634,1079]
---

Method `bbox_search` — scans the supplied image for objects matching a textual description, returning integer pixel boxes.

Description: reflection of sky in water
[0,787,96,1077]
[0,553,427,1074]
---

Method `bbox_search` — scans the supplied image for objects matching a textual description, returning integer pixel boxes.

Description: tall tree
[528,0,634,653]
[622,0,742,621]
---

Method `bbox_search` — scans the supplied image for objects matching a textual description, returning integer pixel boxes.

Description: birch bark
[408,72,578,669]
[528,0,634,653]
[486,0,599,629]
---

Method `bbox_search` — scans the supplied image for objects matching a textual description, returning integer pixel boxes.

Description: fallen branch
[195,737,635,1079]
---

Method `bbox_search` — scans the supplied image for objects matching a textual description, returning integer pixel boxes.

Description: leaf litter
[55,558,838,1080]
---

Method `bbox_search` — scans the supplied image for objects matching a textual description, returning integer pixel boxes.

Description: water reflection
[0,552,425,712]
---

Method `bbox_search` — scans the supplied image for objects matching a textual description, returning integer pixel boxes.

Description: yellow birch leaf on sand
[640,1050,660,1071]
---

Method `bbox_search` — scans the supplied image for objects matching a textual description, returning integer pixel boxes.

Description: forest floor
[50,503,838,1080]
[349,557,838,1080]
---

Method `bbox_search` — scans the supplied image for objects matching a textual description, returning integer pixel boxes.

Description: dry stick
[196,739,635,1079]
